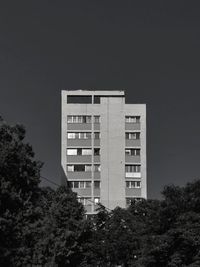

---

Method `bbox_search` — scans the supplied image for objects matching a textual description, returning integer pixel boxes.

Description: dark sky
[1,1,200,199]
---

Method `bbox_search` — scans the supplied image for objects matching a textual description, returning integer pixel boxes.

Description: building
[61,90,147,214]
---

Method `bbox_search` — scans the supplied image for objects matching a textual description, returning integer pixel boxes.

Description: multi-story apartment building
[61,90,147,214]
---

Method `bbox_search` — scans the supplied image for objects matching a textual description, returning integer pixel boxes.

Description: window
[67,116,73,123]
[67,95,92,104]
[77,116,82,123]
[67,164,100,172]
[67,149,77,155]
[85,181,92,188]
[75,133,80,139]
[82,149,92,155]
[79,181,85,188]
[67,165,74,172]
[67,116,91,123]
[68,181,73,188]
[125,165,141,173]
[84,198,92,206]
[68,164,101,172]
[67,148,92,156]
[126,198,134,206]
[126,181,141,188]
[67,116,82,123]
[94,164,101,172]
[126,197,141,206]
[74,165,85,172]
[94,116,100,123]
[70,181,92,189]
[67,132,91,139]
[125,132,140,140]
[85,165,92,172]
[78,197,92,206]
[77,148,82,155]
[85,132,92,139]
[94,96,101,104]
[94,148,100,156]
[79,132,91,139]
[67,132,76,139]
[125,149,140,156]
[94,181,100,189]
[79,132,85,139]
[125,116,140,123]
[78,198,85,205]
[83,116,91,123]
[74,181,79,188]
[94,132,100,139]
[94,197,100,204]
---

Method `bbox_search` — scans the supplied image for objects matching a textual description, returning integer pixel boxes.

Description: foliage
[0,118,91,266]
[2,117,200,266]
[0,117,42,266]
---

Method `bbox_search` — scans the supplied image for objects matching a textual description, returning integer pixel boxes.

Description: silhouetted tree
[2,117,200,266]
[0,117,42,266]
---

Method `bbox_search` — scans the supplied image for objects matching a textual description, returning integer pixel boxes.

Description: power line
[40,175,140,225]
[40,175,112,212]
[41,175,60,187]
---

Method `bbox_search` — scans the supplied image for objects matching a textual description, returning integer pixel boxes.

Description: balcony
[67,171,92,180]
[125,188,141,197]
[67,139,92,147]
[67,123,92,131]
[125,139,141,147]
[67,155,92,163]
[125,155,141,164]
[125,172,141,178]
[72,188,92,196]
[125,123,140,131]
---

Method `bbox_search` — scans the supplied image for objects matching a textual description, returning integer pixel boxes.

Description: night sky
[1,1,200,199]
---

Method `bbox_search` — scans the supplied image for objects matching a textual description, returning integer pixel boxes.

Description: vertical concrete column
[140,105,147,199]
[100,97,126,209]
[91,115,94,213]
[61,91,67,182]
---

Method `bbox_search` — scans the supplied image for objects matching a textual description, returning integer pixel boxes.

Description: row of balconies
[72,187,141,213]
[67,139,140,147]
[72,187,141,197]
[67,171,101,179]
[67,155,141,164]
[67,123,140,131]
[67,171,141,180]
[73,188,100,196]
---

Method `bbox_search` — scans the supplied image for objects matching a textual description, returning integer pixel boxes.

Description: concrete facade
[61,90,147,214]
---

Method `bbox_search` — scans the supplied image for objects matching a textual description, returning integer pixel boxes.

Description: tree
[0,117,90,266]
[33,186,92,267]
[0,117,42,266]
[137,181,200,267]
[86,205,145,267]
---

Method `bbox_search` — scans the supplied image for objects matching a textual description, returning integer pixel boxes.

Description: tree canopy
[1,117,200,266]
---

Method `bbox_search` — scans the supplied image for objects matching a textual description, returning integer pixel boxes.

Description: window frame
[126,181,141,188]
[125,116,140,123]
[125,165,141,173]
[94,132,100,139]
[125,132,140,140]
[67,115,92,124]
[94,116,100,123]
[94,181,100,189]
[125,148,140,156]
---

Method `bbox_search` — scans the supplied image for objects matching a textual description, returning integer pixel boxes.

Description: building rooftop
[62,89,125,96]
